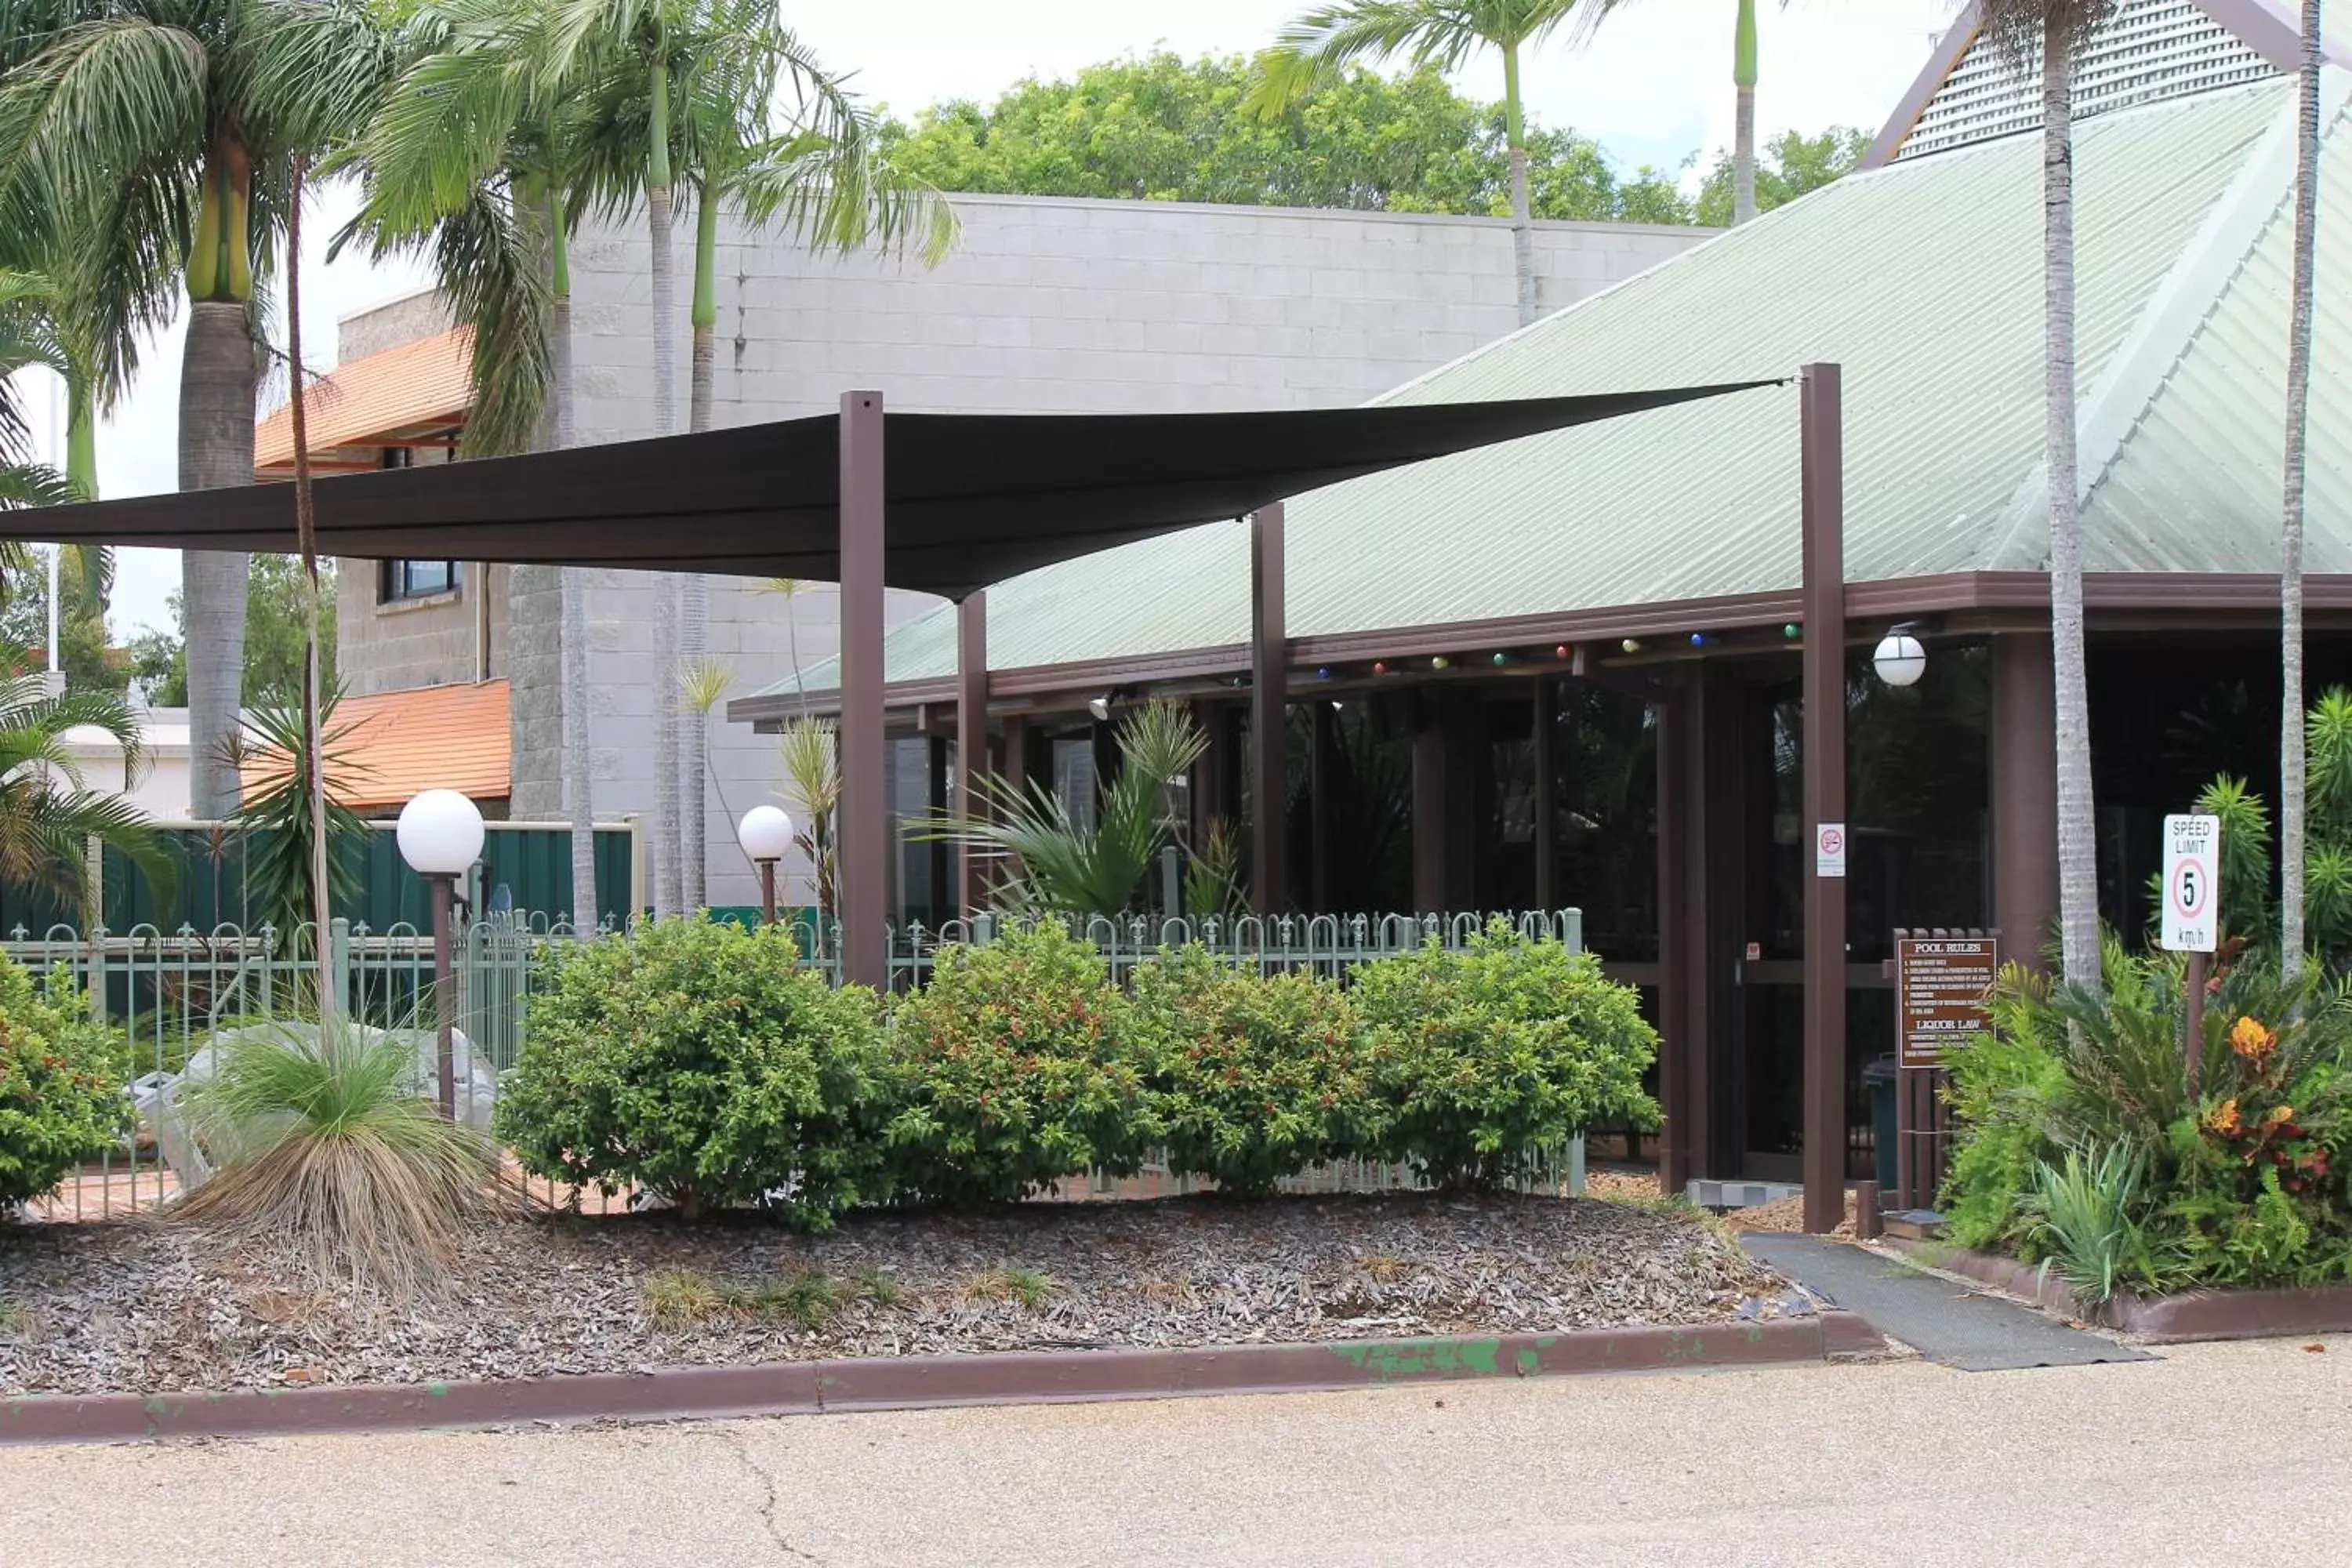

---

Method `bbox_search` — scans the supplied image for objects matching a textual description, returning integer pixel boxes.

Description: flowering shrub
[1352,920,1660,1191]
[880,920,1144,1206]
[496,916,887,1228]
[1130,946,1373,1195]
[1943,947,2352,1292]
[0,957,129,1208]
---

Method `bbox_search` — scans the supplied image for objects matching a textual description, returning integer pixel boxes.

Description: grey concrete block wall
[350,191,1709,909]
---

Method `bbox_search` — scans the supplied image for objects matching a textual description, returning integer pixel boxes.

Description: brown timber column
[1991,632,2060,972]
[1654,678,1691,1198]
[838,390,887,989]
[956,591,989,919]
[1800,362,1848,1234]
[1532,677,1558,910]
[1251,504,1288,917]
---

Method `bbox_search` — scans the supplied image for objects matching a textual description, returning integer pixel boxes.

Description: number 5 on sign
[2161,813,2220,953]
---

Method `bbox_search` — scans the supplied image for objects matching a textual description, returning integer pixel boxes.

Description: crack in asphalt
[706,1428,824,1564]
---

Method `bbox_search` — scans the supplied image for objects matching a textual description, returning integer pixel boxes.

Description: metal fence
[12,908,1592,1223]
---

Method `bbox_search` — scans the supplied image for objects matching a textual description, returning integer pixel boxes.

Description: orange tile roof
[254,327,473,475]
[241,679,510,811]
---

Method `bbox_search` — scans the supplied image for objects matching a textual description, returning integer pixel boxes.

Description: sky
[13,0,1959,639]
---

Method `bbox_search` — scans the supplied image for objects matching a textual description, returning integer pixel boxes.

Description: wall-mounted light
[1873,624,1928,688]
[1087,692,1114,722]
[1689,632,1708,648]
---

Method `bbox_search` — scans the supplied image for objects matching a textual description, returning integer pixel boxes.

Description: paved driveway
[5,1336,2344,1566]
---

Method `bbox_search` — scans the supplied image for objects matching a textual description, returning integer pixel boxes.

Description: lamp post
[739,805,794,924]
[397,789,485,1120]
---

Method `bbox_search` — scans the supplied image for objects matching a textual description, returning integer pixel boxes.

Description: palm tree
[1980,0,2113,987]
[1249,0,1592,328]
[2279,0,2323,982]
[0,671,172,908]
[0,0,392,822]
[1731,0,1761,224]
[0,270,72,513]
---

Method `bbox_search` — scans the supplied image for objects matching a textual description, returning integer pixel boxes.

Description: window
[382,559,460,601]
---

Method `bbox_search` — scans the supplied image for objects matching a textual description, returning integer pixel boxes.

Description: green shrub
[1131,946,1372,1195]
[0,958,128,1208]
[496,916,885,1227]
[1939,965,2065,1252]
[880,920,1142,1205]
[1352,920,1658,1191]
[2022,1142,2161,1306]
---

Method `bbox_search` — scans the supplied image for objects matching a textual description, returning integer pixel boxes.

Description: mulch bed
[1,1192,1794,1396]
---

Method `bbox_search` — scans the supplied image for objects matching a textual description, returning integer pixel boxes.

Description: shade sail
[7,383,1775,601]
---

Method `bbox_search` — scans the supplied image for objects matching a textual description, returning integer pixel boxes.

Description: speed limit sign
[2161,814,2220,953]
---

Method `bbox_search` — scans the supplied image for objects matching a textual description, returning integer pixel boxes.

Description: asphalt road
[6,1335,2346,1566]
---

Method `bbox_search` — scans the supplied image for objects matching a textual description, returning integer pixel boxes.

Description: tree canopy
[877,52,1693,224]
[129,555,336,708]
[1693,127,1870,228]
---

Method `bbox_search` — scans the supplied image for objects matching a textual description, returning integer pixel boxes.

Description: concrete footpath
[5,1336,2348,1566]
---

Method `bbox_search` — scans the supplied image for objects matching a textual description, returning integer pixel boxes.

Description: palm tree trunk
[648,56,682,917]
[2042,16,2099,989]
[181,298,255,821]
[2280,0,2323,982]
[1501,42,1537,328]
[64,372,95,500]
[183,133,256,822]
[1733,0,1759,225]
[546,187,597,931]
[677,182,719,911]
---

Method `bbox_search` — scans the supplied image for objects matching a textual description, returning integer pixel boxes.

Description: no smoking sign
[2161,813,2219,953]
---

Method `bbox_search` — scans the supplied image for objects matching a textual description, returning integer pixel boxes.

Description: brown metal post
[1412,707,1447,912]
[1654,679,1690,1197]
[431,874,456,1121]
[1991,633,2060,973]
[2186,950,2207,1102]
[1532,677,1558,910]
[956,593,989,920]
[760,860,778,926]
[1800,362,1848,1234]
[838,391,886,988]
[1250,503,1288,917]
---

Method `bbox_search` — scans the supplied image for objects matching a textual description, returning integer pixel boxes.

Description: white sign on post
[2161,813,2220,953]
[1816,822,1848,879]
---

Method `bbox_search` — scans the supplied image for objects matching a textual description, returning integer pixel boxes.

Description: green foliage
[126,556,339,709]
[880,920,1143,1205]
[2024,1142,2161,1306]
[230,684,366,942]
[497,915,886,1227]
[1942,942,2352,1293]
[927,700,1207,916]
[0,670,172,912]
[175,1018,495,1297]
[1693,127,1869,227]
[1352,918,1658,1190]
[0,954,127,1207]
[880,52,1691,223]
[1130,946,1372,1195]
[1938,964,2065,1252]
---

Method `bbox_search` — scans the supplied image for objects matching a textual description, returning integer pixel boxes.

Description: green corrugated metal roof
[760,81,2302,699]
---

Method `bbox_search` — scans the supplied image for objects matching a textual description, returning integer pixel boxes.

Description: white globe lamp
[397,789,485,877]
[396,789,484,1120]
[1872,630,1928,689]
[739,805,795,923]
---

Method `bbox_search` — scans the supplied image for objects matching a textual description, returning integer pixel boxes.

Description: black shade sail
[3,383,1776,601]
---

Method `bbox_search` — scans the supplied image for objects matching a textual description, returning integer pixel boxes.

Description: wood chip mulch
[1,1192,1792,1397]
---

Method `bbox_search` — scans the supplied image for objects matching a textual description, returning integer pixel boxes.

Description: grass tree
[0,0,392,822]
[1249,0,1595,328]
[1980,0,2114,988]
[2279,0,2324,982]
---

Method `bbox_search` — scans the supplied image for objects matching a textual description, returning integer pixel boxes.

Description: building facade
[316,191,1708,909]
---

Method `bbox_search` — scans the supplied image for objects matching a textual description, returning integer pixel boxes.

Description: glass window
[381,559,459,602]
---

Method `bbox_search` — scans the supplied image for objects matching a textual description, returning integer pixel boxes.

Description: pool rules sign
[2161,814,2220,953]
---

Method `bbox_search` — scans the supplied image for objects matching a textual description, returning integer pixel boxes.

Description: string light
[1491,652,1511,667]
[1554,644,1571,661]
[1783,623,1802,640]
[1431,655,1451,671]
[1621,638,1642,654]
[1372,660,1389,676]
[1689,633,1708,648]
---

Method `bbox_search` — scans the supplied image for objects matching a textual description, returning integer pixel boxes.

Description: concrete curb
[1886,1236,2352,1343]
[1,1312,1886,1446]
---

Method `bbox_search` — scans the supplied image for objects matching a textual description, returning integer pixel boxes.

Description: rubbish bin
[1862,1054,1900,1196]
